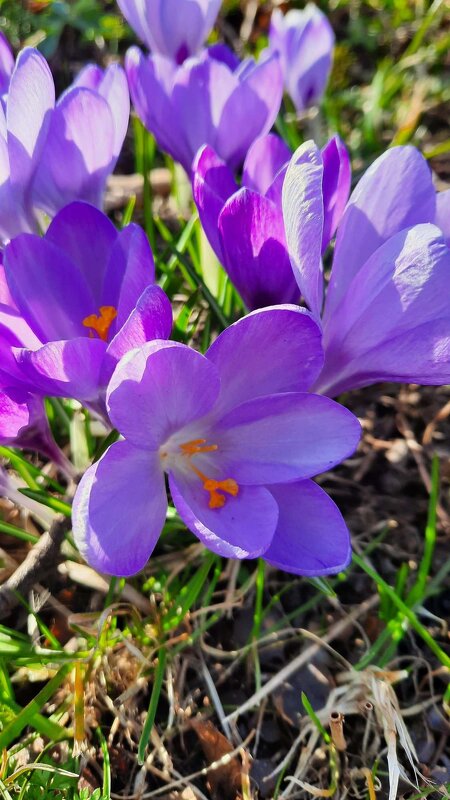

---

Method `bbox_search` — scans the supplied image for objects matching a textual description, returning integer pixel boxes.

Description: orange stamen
[180,438,239,509]
[82,305,117,342]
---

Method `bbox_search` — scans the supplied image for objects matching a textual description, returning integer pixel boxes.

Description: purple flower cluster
[0,2,448,582]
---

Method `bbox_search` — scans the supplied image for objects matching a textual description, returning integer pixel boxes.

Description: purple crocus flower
[117,0,221,63]
[193,134,350,309]
[283,141,450,396]
[0,47,129,243]
[2,202,172,414]
[0,32,14,100]
[268,4,334,112]
[126,44,283,174]
[72,306,361,577]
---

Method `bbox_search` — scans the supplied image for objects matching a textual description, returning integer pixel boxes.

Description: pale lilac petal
[14,338,106,402]
[32,87,114,215]
[192,144,237,262]
[215,392,361,483]
[7,48,55,190]
[95,64,130,159]
[117,0,153,49]
[46,202,117,304]
[169,471,278,558]
[206,305,324,415]
[242,133,291,196]
[73,441,167,576]
[0,387,32,444]
[282,140,324,317]
[264,480,351,575]
[107,340,220,449]
[73,64,103,91]
[321,135,351,250]
[218,188,298,309]
[325,145,437,321]
[318,224,450,395]
[4,234,94,342]
[436,189,450,247]
[0,32,14,95]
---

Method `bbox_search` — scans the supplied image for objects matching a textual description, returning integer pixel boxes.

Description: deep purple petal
[436,189,450,247]
[282,140,324,317]
[169,470,278,558]
[192,144,237,262]
[264,480,351,575]
[318,224,450,395]
[46,202,117,305]
[0,387,33,444]
[325,145,437,321]
[4,234,95,342]
[73,440,167,576]
[32,87,114,215]
[218,188,298,310]
[206,305,324,415]
[321,135,351,251]
[107,340,220,449]
[103,285,172,382]
[14,338,106,402]
[214,392,361,483]
[103,222,156,329]
[242,134,291,196]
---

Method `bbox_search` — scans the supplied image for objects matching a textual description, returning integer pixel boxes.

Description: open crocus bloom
[0,47,129,242]
[73,306,361,577]
[118,0,221,63]
[268,4,334,112]
[2,202,172,413]
[192,134,350,309]
[126,44,283,174]
[283,142,450,396]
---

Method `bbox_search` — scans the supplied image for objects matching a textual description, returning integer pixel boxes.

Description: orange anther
[179,440,239,509]
[82,305,117,342]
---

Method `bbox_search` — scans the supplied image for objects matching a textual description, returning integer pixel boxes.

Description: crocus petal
[206,305,324,415]
[117,0,153,50]
[215,53,283,169]
[215,392,361,483]
[169,471,278,558]
[282,140,324,317]
[103,285,172,381]
[0,32,14,95]
[318,224,450,395]
[107,340,220,449]
[5,234,94,342]
[95,64,130,160]
[32,87,115,215]
[14,338,106,402]
[324,145,437,320]
[7,48,55,190]
[242,133,291,196]
[73,440,167,576]
[264,480,351,575]
[103,223,156,328]
[218,188,298,310]
[160,0,207,62]
[73,64,103,90]
[0,387,32,443]
[436,189,450,247]
[46,202,117,303]
[321,135,351,251]
[192,144,237,262]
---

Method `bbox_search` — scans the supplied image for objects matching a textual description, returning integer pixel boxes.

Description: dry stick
[0,514,71,618]
[224,594,380,723]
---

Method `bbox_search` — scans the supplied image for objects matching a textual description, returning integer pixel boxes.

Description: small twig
[0,514,71,618]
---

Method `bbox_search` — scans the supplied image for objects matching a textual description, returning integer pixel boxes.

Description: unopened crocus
[2,202,172,413]
[193,134,350,309]
[0,47,129,242]
[117,0,221,63]
[283,142,450,395]
[268,4,334,112]
[126,44,283,174]
[73,306,361,577]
